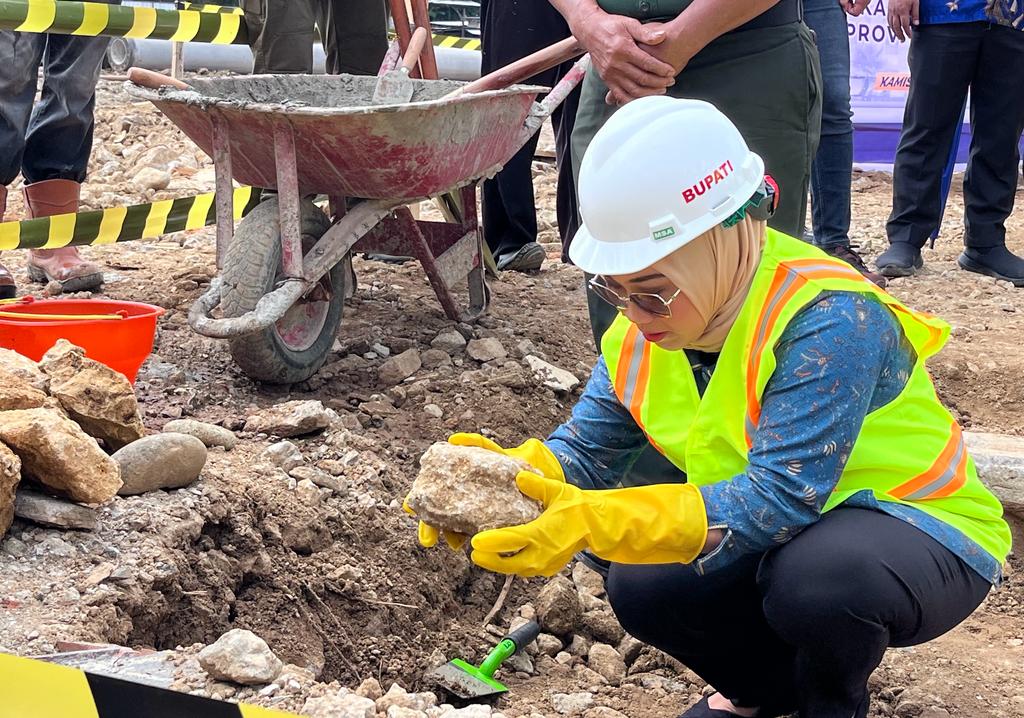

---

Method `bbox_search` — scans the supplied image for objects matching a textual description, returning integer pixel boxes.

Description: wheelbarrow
[125,40,587,384]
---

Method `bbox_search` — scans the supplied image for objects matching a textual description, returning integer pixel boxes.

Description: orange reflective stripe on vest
[744,258,866,446]
[612,324,666,454]
[889,420,970,500]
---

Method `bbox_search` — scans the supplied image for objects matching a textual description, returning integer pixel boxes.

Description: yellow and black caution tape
[1,652,294,718]
[0,0,482,50]
[181,2,242,14]
[0,0,248,43]
[0,186,262,251]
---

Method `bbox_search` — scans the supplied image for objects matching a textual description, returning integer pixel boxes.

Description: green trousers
[242,0,388,75]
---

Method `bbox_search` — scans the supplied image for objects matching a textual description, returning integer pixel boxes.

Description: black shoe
[496,242,545,272]
[822,243,888,288]
[958,246,1024,286]
[875,242,924,278]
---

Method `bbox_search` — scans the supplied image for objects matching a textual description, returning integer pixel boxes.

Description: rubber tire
[220,198,343,384]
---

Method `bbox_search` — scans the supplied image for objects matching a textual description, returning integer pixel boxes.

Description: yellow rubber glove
[470,471,709,577]
[404,434,566,551]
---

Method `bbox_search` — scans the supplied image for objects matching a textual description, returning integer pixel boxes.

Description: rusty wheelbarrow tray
[126,56,587,384]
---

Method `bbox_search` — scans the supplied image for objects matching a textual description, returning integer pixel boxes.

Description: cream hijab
[651,215,766,352]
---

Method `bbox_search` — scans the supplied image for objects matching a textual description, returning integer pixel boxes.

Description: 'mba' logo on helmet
[681,160,734,204]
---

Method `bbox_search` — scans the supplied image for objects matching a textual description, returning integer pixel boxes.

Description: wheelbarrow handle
[127,67,190,91]
[403,27,429,74]
[445,37,583,98]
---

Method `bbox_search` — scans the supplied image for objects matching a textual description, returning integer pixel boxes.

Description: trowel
[372,27,429,105]
[426,621,540,700]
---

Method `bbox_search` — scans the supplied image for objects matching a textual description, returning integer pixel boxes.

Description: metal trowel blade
[425,658,508,700]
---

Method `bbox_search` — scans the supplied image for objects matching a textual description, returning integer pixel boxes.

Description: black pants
[606,508,991,718]
[479,0,581,259]
[888,22,1024,250]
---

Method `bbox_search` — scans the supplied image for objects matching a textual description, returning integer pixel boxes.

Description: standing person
[0,3,118,297]
[875,0,1024,285]
[242,0,388,75]
[804,0,889,287]
[407,98,1010,718]
[479,0,581,272]
[552,0,822,346]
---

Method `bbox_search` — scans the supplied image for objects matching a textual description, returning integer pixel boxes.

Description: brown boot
[0,186,15,299]
[822,243,889,289]
[23,178,103,293]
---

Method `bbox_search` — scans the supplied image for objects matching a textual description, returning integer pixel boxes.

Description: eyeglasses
[588,275,683,317]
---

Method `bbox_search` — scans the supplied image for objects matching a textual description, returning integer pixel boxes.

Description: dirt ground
[0,77,1022,717]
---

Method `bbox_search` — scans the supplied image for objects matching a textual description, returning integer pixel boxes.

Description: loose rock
[466,338,507,363]
[0,348,48,391]
[0,408,121,503]
[551,692,595,715]
[378,349,422,386]
[581,610,626,645]
[40,340,145,450]
[0,369,48,411]
[537,633,564,657]
[404,442,541,536]
[133,167,171,191]
[264,441,304,472]
[525,355,580,393]
[114,433,207,495]
[0,443,20,535]
[302,694,376,718]
[431,330,467,354]
[162,419,238,450]
[421,349,453,370]
[584,709,628,718]
[13,489,97,530]
[245,400,331,437]
[197,629,284,685]
[376,684,437,713]
[536,577,583,636]
[423,404,444,419]
[572,562,606,597]
[587,643,627,686]
[617,635,644,666]
[355,678,384,700]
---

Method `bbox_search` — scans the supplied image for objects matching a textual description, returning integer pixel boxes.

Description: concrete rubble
[404,442,542,536]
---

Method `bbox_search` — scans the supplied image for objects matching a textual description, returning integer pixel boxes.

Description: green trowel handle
[477,621,541,679]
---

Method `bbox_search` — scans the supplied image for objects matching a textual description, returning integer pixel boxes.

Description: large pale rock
[162,419,237,450]
[114,433,207,495]
[551,692,595,715]
[302,694,376,718]
[525,355,580,393]
[40,340,145,450]
[536,577,583,636]
[405,443,541,536]
[198,629,283,685]
[0,443,21,536]
[245,400,331,437]
[14,488,97,530]
[581,610,625,645]
[378,349,422,386]
[0,368,48,411]
[0,348,48,391]
[587,643,626,686]
[376,684,437,713]
[466,338,507,363]
[0,409,121,503]
[966,431,1024,513]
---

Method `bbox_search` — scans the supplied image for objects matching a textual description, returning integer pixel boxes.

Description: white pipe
[107,38,481,80]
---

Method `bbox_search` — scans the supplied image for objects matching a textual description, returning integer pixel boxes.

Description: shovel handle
[477,620,541,679]
[402,27,429,74]
[505,620,541,651]
[447,37,583,98]
[127,67,190,91]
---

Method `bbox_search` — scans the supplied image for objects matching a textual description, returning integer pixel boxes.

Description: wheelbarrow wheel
[220,198,343,384]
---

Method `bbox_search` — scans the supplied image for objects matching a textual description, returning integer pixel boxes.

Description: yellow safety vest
[602,229,1010,563]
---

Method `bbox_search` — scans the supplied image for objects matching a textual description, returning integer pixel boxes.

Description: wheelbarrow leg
[211,113,234,270]
[390,207,462,320]
[459,185,489,320]
[273,122,304,280]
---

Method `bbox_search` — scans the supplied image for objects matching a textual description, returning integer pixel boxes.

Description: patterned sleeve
[545,357,649,490]
[696,292,906,574]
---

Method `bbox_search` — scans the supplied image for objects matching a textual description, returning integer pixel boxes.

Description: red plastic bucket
[0,298,165,383]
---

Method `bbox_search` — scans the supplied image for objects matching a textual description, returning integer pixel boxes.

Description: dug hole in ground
[0,76,1022,718]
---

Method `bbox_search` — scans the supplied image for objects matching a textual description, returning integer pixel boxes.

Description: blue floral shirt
[919,0,1024,27]
[546,292,1001,585]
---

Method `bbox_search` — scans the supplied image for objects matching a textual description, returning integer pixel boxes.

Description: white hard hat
[569,96,766,276]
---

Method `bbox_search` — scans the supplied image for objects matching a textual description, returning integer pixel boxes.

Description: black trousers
[606,508,991,718]
[479,0,581,259]
[888,22,1024,250]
